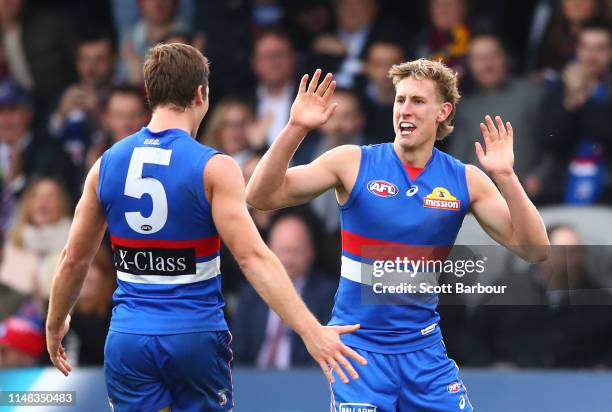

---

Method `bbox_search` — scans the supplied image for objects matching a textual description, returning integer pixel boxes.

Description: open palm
[289,69,338,131]
[475,115,515,177]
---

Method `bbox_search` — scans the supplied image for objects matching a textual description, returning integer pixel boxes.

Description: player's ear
[437,102,453,123]
[194,85,205,105]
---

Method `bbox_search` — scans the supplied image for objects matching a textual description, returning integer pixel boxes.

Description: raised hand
[475,115,515,177]
[302,324,367,384]
[289,69,337,132]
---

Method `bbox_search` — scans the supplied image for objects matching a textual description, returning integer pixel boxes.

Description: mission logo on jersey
[423,187,461,211]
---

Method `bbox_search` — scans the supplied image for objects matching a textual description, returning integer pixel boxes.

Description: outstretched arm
[46,159,108,375]
[207,155,366,383]
[469,115,550,262]
[246,69,346,210]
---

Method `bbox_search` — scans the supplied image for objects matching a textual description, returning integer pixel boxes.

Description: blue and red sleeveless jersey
[329,143,470,353]
[98,127,226,334]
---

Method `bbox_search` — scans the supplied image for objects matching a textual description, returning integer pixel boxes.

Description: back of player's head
[143,43,210,111]
[388,58,460,140]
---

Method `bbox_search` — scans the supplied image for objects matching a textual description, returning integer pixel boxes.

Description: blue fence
[1,368,612,411]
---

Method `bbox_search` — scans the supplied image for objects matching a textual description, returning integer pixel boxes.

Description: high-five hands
[288,69,338,132]
[475,115,515,177]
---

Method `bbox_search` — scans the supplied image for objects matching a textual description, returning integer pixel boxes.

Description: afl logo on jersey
[367,180,398,198]
[423,187,461,211]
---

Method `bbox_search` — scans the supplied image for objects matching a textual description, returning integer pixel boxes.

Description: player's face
[393,77,450,149]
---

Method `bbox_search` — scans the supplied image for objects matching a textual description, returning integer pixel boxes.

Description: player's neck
[392,139,434,168]
[147,108,198,138]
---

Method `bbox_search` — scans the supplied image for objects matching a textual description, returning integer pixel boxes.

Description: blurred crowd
[0,0,611,370]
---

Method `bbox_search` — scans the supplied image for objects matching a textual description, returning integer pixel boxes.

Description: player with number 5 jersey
[45,43,366,412]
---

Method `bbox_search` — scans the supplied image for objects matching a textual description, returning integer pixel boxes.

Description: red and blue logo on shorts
[447,382,462,393]
[367,180,398,198]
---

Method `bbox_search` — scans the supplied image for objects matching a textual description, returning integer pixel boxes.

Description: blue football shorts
[104,330,233,412]
[330,340,473,412]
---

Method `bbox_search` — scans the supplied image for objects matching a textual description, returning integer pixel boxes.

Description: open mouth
[399,121,416,135]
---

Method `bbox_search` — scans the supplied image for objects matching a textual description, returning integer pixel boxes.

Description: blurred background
[0,0,611,410]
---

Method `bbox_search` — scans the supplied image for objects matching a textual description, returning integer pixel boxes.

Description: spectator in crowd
[200,97,262,169]
[85,85,149,170]
[412,0,472,83]
[465,224,612,368]
[119,0,191,84]
[112,0,194,42]
[249,28,297,147]
[49,32,117,168]
[536,23,611,204]
[356,41,406,142]
[293,89,366,234]
[191,1,253,99]
[0,314,45,368]
[67,245,115,366]
[0,0,77,113]
[0,233,27,320]
[0,177,72,298]
[285,1,334,51]
[0,81,77,228]
[526,0,608,74]
[446,33,545,184]
[232,211,337,368]
[310,0,404,88]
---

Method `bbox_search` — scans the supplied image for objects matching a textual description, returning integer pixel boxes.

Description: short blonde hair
[388,58,460,140]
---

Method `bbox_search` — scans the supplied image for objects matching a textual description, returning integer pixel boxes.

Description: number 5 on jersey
[124,147,172,234]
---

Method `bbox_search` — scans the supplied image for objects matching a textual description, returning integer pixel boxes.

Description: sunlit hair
[388,58,461,140]
[8,177,72,248]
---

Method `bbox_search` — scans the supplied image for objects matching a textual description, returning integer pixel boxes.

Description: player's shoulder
[435,147,466,167]
[311,144,362,177]
[203,154,243,185]
[464,163,494,199]
[103,130,144,155]
[319,144,362,164]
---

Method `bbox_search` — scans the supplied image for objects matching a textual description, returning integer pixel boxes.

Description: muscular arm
[46,159,108,374]
[206,154,366,382]
[246,69,357,210]
[468,165,549,262]
[246,132,358,209]
[469,115,550,262]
